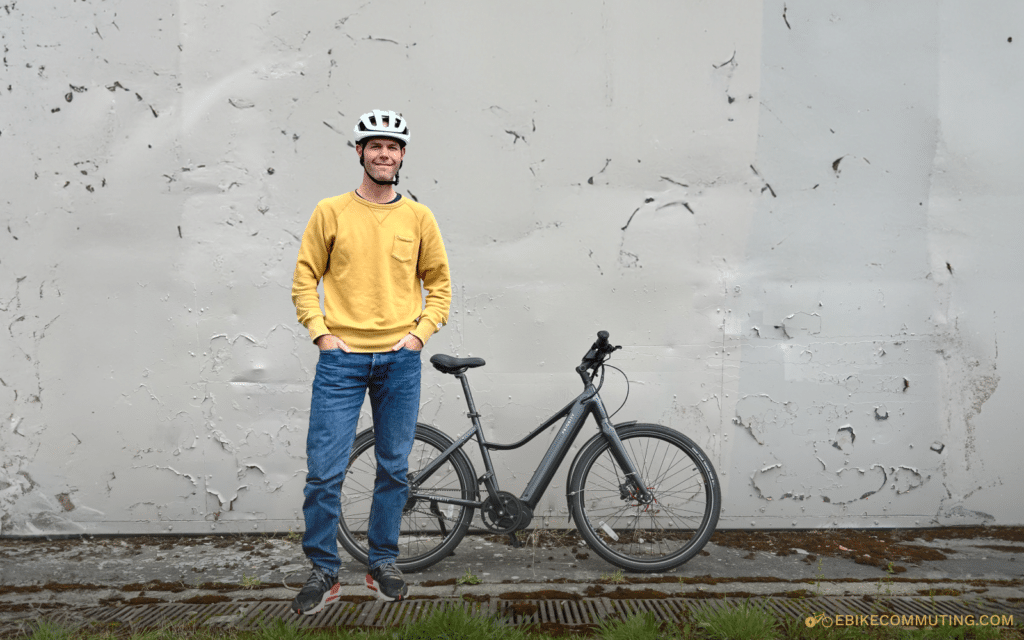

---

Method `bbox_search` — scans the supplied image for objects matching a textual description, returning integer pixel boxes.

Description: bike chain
[405,486,472,525]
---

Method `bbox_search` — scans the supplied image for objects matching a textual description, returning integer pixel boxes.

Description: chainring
[481,491,526,534]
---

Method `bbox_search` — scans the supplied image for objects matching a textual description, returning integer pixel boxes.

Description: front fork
[592,397,654,505]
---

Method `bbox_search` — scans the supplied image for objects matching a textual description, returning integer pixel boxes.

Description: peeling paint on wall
[2,0,1023,535]
[733,395,797,445]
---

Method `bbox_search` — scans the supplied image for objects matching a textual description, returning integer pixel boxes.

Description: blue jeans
[302,347,421,574]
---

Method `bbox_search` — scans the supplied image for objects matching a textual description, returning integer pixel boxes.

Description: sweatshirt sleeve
[291,203,335,342]
[411,208,452,346]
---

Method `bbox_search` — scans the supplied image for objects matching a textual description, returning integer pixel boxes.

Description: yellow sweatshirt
[291,192,451,352]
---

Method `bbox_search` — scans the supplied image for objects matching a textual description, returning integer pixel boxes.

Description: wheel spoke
[337,428,473,571]
[571,426,719,571]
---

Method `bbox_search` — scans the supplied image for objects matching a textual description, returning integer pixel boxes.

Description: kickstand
[508,532,523,548]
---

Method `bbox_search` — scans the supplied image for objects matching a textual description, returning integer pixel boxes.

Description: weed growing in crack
[814,556,826,596]
[601,568,626,584]
[882,560,896,596]
[455,567,481,586]
[240,571,261,589]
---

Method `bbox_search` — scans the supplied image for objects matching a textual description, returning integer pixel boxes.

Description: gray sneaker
[366,563,408,602]
[291,566,340,615]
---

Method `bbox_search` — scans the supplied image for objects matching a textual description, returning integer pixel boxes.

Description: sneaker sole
[366,573,408,602]
[292,582,342,615]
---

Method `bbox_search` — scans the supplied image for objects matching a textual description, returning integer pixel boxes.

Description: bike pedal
[508,533,523,548]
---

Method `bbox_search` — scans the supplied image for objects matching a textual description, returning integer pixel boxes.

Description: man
[290,110,451,613]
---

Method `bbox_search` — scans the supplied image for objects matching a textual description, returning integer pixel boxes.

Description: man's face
[358,138,406,182]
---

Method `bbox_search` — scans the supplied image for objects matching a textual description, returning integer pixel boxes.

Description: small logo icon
[806,613,827,628]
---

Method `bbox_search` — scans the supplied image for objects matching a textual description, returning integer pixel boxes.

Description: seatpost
[455,372,482,424]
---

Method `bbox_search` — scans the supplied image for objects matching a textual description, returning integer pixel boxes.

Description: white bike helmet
[354,110,410,147]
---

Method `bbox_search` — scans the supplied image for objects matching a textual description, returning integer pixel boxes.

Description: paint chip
[832,425,855,451]
[55,493,75,512]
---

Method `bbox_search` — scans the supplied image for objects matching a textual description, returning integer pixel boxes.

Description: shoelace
[306,566,335,590]
[377,563,402,580]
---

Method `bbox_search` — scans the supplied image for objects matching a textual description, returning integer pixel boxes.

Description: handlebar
[577,330,621,378]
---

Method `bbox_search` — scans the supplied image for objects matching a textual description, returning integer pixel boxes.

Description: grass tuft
[392,604,526,640]
[24,620,78,640]
[599,569,626,585]
[595,612,663,640]
[692,600,779,640]
[245,619,310,640]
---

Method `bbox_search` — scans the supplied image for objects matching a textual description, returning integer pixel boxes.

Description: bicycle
[336,331,721,573]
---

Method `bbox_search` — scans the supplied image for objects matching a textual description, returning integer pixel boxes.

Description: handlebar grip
[596,331,609,349]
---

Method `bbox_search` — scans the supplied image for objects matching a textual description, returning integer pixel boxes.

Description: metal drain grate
[46,597,1024,630]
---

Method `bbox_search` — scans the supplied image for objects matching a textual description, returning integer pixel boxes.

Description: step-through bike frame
[409,363,654,516]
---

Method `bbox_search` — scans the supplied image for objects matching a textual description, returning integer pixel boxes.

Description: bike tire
[568,423,720,573]
[336,423,476,573]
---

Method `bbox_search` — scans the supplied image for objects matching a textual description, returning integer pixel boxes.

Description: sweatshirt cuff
[411,320,442,346]
[307,317,331,343]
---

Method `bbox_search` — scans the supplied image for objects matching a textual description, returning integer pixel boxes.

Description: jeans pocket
[317,348,345,365]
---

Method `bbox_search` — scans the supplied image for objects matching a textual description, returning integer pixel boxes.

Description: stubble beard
[370,163,396,182]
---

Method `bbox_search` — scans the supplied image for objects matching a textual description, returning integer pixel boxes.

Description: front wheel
[568,424,720,573]
[336,423,476,573]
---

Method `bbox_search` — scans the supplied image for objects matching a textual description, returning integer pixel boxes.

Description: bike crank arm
[428,500,449,537]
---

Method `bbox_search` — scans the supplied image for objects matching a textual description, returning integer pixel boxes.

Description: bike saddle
[429,354,486,375]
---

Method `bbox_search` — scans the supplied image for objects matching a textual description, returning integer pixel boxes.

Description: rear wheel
[568,424,720,572]
[336,423,476,573]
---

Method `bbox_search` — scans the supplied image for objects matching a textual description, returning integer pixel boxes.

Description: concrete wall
[2,1,1021,535]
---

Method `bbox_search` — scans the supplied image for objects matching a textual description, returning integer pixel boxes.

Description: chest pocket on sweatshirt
[391,234,415,263]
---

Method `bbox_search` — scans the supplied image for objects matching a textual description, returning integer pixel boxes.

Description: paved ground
[2,528,1023,632]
